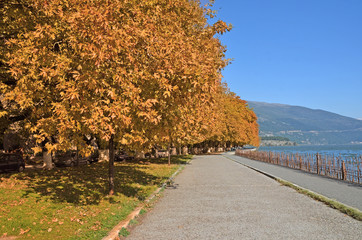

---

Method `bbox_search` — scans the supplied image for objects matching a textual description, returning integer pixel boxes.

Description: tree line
[1,0,259,194]
[261,136,290,141]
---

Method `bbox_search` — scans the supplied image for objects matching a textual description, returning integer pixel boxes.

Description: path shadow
[6,162,165,205]
[130,155,192,165]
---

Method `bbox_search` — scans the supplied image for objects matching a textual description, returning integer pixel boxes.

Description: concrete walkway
[225,152,362,210]
[128,155,361,240]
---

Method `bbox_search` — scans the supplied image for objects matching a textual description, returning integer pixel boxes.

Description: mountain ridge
[247,101,362,145]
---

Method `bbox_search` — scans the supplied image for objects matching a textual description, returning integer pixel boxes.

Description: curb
[223,155,362,221]
[222,155,280,181]
[102,162,189,240]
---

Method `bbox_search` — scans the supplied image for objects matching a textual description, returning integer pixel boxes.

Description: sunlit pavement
[226,152,362,211]
[128,155,361,240]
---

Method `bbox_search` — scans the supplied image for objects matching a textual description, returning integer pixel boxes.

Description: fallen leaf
[19,228,31,235]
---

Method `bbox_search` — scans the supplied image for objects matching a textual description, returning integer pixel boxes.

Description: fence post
[299,156,302,170]
[341,161,347,181]
[358,162,360,184]
[358,157,361,184]
[316,153,319,174]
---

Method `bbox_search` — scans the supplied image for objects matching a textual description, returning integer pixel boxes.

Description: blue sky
[206,0,362,119]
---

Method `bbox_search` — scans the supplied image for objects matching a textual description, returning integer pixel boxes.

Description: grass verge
[0,155,192,239]
[277,179,362,221]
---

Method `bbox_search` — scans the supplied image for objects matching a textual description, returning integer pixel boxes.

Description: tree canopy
[1,0,259,193]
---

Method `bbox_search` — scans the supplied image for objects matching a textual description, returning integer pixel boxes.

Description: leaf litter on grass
[0,155,191,239]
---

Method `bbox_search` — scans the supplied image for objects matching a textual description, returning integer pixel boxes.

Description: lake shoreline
[258,143,362,157]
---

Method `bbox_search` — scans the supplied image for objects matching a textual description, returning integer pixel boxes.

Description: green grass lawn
[0,155,192,239]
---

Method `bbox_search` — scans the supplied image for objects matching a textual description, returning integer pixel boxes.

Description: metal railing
[235,149,362,184]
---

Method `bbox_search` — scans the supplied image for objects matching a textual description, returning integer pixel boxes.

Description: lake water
[258,144,362,158]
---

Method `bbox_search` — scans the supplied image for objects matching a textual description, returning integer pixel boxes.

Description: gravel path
[225,152,362,210]
[128,155,361,240]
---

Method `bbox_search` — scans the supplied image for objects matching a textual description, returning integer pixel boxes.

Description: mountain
[247,101,362,145]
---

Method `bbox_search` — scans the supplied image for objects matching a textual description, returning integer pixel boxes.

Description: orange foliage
[1,0,257,154]
[200,84,260,147]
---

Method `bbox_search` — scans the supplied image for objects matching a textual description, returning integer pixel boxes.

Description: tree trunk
[168,132,173,165]
[167,143,171,166]
[42,151,53,170]
[109,135,115,195]
[182,146,188,155]
[135,151,145,159]
[76,147,80,166]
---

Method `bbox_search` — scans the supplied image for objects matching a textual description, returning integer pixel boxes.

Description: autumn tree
[1,0,235,194]
[2,0,160,190]
[195,83,260,151]
[220,87,260,147]
[135,0,231,164]
[99,0,232,164]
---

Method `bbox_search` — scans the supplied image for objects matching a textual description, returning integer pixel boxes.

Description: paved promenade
[128,155,361,239]
[225,152,362,210]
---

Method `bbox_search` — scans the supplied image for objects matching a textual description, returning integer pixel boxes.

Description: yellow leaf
[32,146,43,154]
[0,111,8,118]
[163,91,171,98]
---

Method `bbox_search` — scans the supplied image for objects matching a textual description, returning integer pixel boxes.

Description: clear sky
[206,0,362,119]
